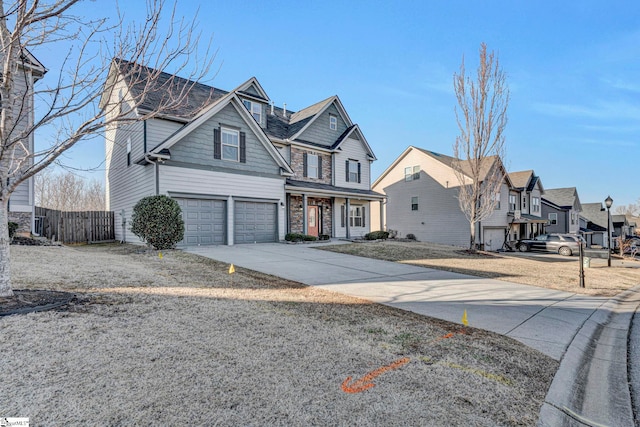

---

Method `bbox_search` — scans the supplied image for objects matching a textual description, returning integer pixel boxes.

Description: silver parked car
[516,233,583,256]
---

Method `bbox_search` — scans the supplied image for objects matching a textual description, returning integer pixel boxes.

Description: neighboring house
[371,146,513,250]
[541,187,582,234]
[5,51,46,233]
[612,214,630,240]
[506,170,545,242]
[102,59,382,245]
[580,203,611,247]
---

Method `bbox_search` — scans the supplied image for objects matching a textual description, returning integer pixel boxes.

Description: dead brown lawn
[1,244,557,426]
[319,241,640,297]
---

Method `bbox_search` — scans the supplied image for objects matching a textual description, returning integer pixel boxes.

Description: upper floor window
[243,99,262,124]
[126,137,131,166]
[522,196,527,210]
[549,213,558,225]
[509,194,517,211]
[492,192,501,210]
[345,160,360,183]
[307,153,319,179]
[222,128,239,161]
[532,197,540,212]
[571,212,576,225]
[329,114,337,130]
[411,196,419,211]
[405,165,420,181]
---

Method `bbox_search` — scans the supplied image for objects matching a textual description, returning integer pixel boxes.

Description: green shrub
[285,233,317,242]
[318,234,330,241]
[406,233,417,241]
[364,231,389,240]
[8,222,18,239]
[131,195,185,249]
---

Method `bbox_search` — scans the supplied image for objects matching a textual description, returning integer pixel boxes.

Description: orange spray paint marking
[341,357,410,393]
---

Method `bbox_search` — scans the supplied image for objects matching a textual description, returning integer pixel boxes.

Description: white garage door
[234,201,277,244]
[175,198,226,246]
[484,228,506,252]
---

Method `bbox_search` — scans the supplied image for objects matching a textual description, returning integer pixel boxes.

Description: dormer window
[329,114,337,130]
[243,99,262,124]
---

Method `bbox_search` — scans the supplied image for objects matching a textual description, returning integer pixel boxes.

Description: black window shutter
[240,132,246,163]
[303,153,308,177]
[362,206,366,227]
[318,156,323,179]
[341,205,345,227]
[345,160,350,182]
[357,162,361,183]
[213,128,221,159]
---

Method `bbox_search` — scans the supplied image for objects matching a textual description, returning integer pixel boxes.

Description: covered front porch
[508,213,548,242]
[285,180,385,239]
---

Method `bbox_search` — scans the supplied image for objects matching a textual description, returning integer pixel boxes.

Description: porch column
[379,199,385,231]
[345,198,351,239]
[286,193,291,234]
[302,194,308,235]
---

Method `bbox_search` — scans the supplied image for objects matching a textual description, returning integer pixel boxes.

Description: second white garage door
[234,201,277,244]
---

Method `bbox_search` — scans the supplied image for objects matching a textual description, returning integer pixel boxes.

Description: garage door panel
[234,201,277,244]
[176,198,226,246]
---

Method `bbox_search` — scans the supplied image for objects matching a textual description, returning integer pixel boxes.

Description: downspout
[144,154,160,195]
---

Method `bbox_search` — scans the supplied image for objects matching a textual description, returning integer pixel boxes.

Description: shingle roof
[285,179,385,198]
[543,187,577,208]
[416,148,501,182]
[508,170,533,189]
[581,203,608,228]
[115,59,347,145]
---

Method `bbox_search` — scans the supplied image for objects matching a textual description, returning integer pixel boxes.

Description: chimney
[270,101,274,115]
[283,103,287,119]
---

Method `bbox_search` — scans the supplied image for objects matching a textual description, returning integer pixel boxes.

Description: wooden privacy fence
[35,207,115,244]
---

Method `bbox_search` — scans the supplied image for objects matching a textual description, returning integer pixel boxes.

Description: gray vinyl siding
[146,118,183,149]
[10,181,30,208]
[168,103,281,177]
[542,204,568,233]
[106,119,155,243]
[384,172,469,246]
[243,85,260,97]
[334,138,371,191]
[333,198,370,238]
[297,104,347,146]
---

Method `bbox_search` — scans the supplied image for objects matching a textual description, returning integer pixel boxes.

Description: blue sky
[36,0,640,208]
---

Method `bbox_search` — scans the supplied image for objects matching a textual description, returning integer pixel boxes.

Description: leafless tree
[452,43,509,251]
[615,201,640,217]
[0,0,217,296]
[35,169,105,211]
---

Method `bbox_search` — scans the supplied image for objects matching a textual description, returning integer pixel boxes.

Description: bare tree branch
[452,43,509,251]
[0,0,218,296]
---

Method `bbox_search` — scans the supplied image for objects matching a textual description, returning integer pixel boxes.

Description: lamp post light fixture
[605,195,613,267]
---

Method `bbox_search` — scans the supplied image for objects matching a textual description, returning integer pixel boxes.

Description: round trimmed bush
[131,195,185,249]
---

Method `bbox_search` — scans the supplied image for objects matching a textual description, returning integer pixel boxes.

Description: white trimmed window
[350,206,363,227]
[243,99,262,124]
[411,196,418,211]
[532,197,540,212]
[492,192,501,210]
[126,137,131,166]
[405,165,420,181]
[509,194,517,211]
[222,128,239,161]
[329,114,337,130]
[349,161,359,182]
[549,213,558,225]
[307,154,318,179]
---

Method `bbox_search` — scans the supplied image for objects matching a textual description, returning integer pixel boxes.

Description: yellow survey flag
[229,264,235,274]
[158,252,163,260]
[462,310,468,326]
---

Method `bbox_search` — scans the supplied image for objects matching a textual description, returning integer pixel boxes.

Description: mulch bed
[0,289,77,316]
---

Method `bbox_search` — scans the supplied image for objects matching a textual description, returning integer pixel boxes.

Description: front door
[308,205,319,237]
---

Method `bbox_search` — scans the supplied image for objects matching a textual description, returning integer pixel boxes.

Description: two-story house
[506,170,545,242]
[4,51,46,233]
[102,59,382,245]
[541,187,582,235]
[371,146,513,249]
[580,202,611,248]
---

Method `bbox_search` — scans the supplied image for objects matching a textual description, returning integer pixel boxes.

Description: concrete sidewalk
[185,241,608,361]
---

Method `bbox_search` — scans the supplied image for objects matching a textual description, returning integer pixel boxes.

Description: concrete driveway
[184,241,607,360]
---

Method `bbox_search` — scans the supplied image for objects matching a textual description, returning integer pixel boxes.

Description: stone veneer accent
[290,147,331,185]
[8,211,32,233]
[288,196,332,237]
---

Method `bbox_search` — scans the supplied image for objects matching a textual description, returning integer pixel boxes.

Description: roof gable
[542,187,579,209]
[234,77,270,102]
[149,93,292,175]
[288,96,353,141]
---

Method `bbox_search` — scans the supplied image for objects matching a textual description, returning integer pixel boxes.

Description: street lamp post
[605,195,613,267]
